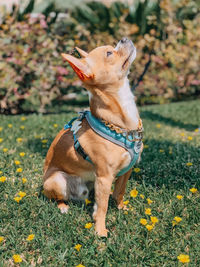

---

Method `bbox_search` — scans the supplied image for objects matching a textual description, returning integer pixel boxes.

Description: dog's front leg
[93,175,114,237]
[112,169,132,209]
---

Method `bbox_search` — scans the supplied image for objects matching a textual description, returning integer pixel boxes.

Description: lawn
[0,100,200,266]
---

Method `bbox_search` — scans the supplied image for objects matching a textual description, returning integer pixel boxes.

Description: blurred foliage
[0,0,200,114]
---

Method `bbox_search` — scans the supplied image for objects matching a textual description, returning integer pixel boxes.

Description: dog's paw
[58,203,69,214]
[96,227,108,237]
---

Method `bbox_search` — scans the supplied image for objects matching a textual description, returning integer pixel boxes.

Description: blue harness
[64,111,143,177]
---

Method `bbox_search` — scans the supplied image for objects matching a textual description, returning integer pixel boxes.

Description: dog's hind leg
[43,171,69,214]
[112,169,132,210]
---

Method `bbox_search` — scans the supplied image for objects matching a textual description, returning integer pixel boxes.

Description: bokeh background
[0,0,200,114]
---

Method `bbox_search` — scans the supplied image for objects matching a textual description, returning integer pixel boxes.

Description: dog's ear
[75,47,88,58]
[61,53,93,81]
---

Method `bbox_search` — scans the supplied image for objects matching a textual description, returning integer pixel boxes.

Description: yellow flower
[140,218,147,225]
[145,208,151,215]
[22,178,27,184]
[85,198,92,205]
[130,188,138,198]
[76,264,85,267]
[146,224,154,231]
[174,217,182,223]
[144,144,149,149]
[147,198,153,205]
[13,254,22,263]
[0,127,2,132]
[190,188,198,193]
[0,171,2,174]
[150,216,158,224]
[20,126,25,130]
[53,124,58,128]
[16,168,23,173]
[156,124,161,128]
[26,234,35,241]
[41,139,48,144]
[194,128,199,133]
[180,132,185,136]
[140,194,145,199]
[18,191,26,198]
[85,223,93,229]
[8,124,13,128]
[177,254,190,263]
[14,196,22,203]
[176,195,183,200]
[15,160,21,165]
[17,138,23,143]
[0,138,3,143]
[123,200,129,205]
[124,211,128,215]
[159,149,164,153]
[134,168,140,173]
[0,236,4,242]
[0,176,6,182]
[187,136,193,141]
[21,117,26,121]
[19,152,25,157]
[74,244,82,251]
[3,148,8,152]
[186,162,193,166]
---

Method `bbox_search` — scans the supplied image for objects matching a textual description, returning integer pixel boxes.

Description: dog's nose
[120,37,129,44]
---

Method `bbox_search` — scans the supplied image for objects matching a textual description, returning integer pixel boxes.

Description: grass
[0,99,200,266]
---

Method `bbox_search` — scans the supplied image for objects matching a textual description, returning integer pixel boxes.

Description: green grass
[0,100,200,266]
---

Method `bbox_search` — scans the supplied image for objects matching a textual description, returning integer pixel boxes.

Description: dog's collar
[64,111,143,177]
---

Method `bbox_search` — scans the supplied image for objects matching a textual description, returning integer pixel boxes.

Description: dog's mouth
[122,50,134,69]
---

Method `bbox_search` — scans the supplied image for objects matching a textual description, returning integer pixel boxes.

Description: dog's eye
[107,51,113,57]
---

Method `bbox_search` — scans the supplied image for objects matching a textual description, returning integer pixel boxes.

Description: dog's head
[61,37,136,88]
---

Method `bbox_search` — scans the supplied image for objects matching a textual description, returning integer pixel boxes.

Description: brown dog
[43,37,143,237]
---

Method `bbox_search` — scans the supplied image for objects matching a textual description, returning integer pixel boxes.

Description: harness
[64,111,143,177]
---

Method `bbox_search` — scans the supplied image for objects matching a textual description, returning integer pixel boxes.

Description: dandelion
[140,194,145,199]
[76,264,85,267]
[147,198,153,205]
[0,176,6,182]
[8,124,13,128]
[53,124,58,128]
[13,254,22,263]
[140,218,147,225]
[26,234,35,241]
[74,244,82,251]
[180,132,185,136]
[3,148,8,152]
[20,126,25,130]
[176,195,183,200]
[0,236,4,243]
[85,199,92,205]
[0,171,2,175]
[19,152,25,157]
[21,117,26,121]
[130,188,138,198]
[177,254,190,263]
[18,191,26,198]
[124,211,128,215]
[194,128,199,133]
[145,208,151,215]
[190,188,198,193]
[123,200,129,205]
[174,216,182,223]
[14,196,22,203]
[150,216,158,224]
[16,168,23,173]
[0,138,3,143]
[85,223,93,229]
[22,178,27,184]
[17,138,23,143]
[14,160,21,165]
[146,224,154,231]
[159,149,164,153]
[187,136,193,141]
[0,127,2,132]
[144,144,149,149]
[156,124,161,128]
[186,162,193,166]
[41,139,48,144]
[134,168,140,173]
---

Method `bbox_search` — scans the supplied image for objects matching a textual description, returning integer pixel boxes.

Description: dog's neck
[87,77,140,131]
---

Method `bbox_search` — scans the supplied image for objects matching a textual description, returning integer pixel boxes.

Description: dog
[43,37,143,237]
